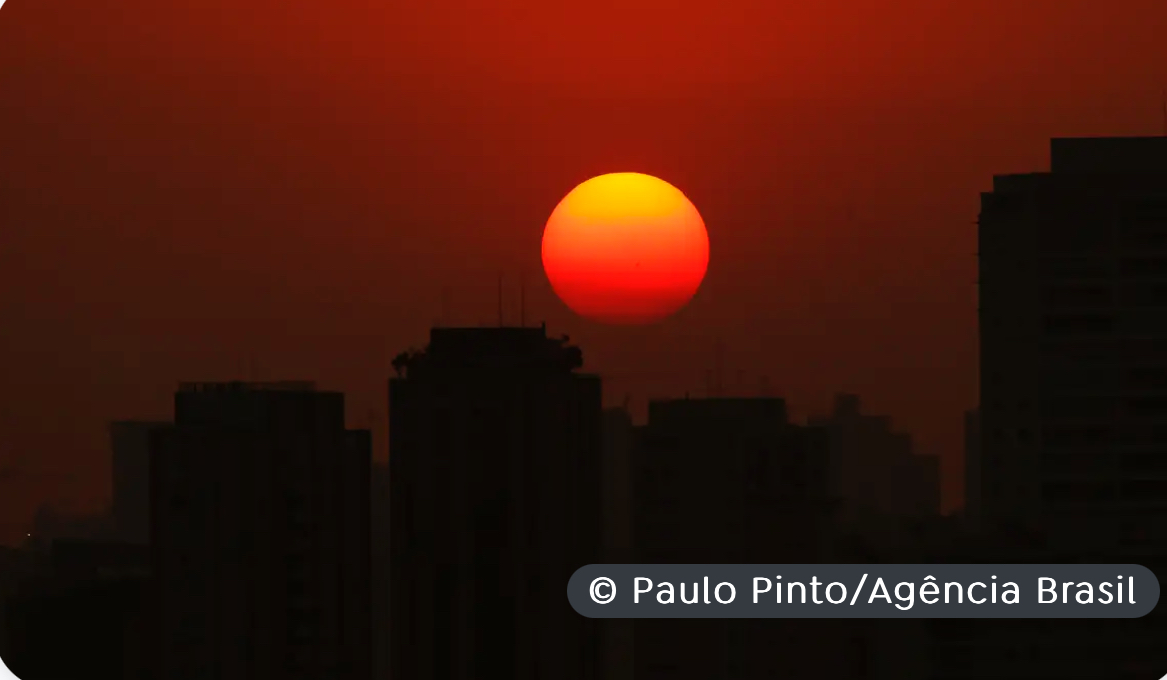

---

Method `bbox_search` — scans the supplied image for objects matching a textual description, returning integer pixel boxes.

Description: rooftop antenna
[1162,87,1166,136]
[497,273,504,327]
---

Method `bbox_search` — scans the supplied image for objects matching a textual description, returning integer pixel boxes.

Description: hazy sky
[1,0,1166,542]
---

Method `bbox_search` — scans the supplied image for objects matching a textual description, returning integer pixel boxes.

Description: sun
[541,173,710,325]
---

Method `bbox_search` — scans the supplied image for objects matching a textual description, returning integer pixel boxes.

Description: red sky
[1,0,1166,542]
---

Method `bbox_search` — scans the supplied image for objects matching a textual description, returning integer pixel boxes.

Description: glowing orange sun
[541,172,710,325]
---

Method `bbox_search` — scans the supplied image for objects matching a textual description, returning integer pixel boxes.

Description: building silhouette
[370,461,390,680]
[808,393,941,525]
[389,326,603,680]
[630,397,880,680]
[634,397,831,564]
[2,539,152,680]
[599,408,635,680]
[977,135,1167,552]
[935,135,1167,678]
[600,408,635,565]
[963,410,981,531]
[28,503,115,545]
[111,421,170,545]
[0,545,34,664]
[20,422,171,549]
[150,381,371,680]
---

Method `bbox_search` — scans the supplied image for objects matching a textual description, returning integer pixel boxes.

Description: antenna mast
[497,273,504,327]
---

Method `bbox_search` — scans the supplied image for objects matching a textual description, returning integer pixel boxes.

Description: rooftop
[392,324,586,377]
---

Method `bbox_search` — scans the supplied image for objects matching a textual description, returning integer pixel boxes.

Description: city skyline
[4,0,1167,544]
[11,374,941,544]
[5,328,952,680]
[4,0,1167,677]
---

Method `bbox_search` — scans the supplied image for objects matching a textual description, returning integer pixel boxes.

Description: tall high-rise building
[389,326,603,680]
[634,397,831,564]
[370,462,390,680]
[631,397,861,680]
[110,420,170,545]
[600,408,635,680]
[2,540,152,680]
[808,394,941,523]
[963,410,981,531]
[151,381,371,680]
[978,136,1167,552]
